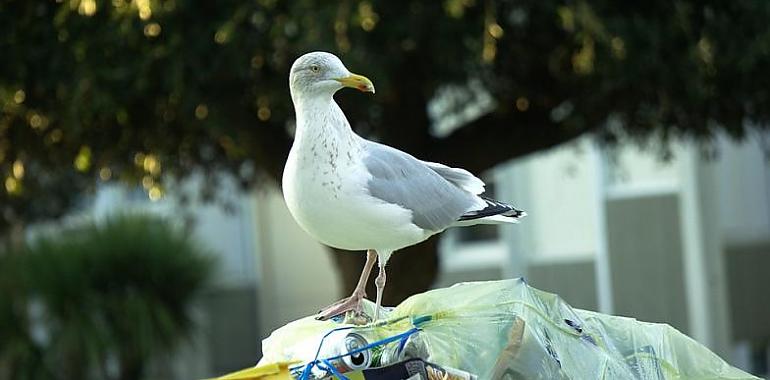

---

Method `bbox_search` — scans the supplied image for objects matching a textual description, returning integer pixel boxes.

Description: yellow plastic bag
[258,279,758,380]
[209,361,298,380]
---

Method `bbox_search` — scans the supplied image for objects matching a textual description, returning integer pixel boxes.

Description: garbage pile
[215,279,758,380]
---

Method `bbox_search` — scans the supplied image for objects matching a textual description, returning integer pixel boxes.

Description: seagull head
[289,51,375,102]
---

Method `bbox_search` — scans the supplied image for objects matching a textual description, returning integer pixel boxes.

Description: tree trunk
[330,236,439,306]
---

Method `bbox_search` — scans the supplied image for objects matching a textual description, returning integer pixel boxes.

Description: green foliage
[0,214,214,380]
[1,0,769,232]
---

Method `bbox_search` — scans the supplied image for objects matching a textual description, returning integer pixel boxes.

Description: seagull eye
[310,65,320,73]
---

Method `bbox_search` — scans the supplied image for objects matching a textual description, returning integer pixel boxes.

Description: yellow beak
[335,73,375,94]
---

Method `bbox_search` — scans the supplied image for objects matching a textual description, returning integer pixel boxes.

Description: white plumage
[282,52,525,320]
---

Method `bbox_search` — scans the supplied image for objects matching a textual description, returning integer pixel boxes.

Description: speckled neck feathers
[291,97,361,170]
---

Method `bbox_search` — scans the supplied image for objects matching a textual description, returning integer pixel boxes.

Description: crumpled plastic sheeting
[259,279,758,380]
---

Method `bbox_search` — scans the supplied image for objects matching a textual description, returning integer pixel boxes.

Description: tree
[2,0,769,303]
[0,214,213,380]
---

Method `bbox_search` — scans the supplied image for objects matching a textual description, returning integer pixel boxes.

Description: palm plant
[0,214,215,380]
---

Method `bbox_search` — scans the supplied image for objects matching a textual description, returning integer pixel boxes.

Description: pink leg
[373,262,387,321]
[316,250,377,321]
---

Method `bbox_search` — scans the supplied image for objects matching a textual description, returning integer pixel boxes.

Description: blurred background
[1,0,769,379]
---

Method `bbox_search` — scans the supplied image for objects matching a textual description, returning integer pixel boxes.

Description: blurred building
[81,133,769,379]
[85,175,342,379]
[439,133,770,377]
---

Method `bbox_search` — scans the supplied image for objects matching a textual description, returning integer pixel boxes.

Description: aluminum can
[379,332,429,365]
[320,331,372,372]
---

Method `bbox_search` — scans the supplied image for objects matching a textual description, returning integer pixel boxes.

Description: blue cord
[298,326,355,380]
[320,360,348,380]
[296,326,421,380]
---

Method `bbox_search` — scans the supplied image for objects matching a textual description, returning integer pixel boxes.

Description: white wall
[252,188,342,336]
[716,134,770,247]
[503,138,599,262]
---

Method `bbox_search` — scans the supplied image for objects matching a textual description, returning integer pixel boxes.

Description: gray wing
[362,142,479,232]
[420,161,485,195]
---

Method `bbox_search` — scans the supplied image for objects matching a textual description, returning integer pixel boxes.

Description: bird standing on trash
[283,52,525,321]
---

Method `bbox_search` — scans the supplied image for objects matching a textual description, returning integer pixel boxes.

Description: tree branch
[430,108,600,174]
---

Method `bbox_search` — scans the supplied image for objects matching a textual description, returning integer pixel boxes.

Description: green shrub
[0,214,215,380]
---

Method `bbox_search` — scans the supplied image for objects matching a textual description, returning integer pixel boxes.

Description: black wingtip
[458,197,526,221]
[505,208,527,219]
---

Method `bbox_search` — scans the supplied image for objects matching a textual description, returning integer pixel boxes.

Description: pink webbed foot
[315,292,366,321]
[316,249,378,321]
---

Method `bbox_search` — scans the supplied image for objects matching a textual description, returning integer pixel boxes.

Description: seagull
[283,52,525,321]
